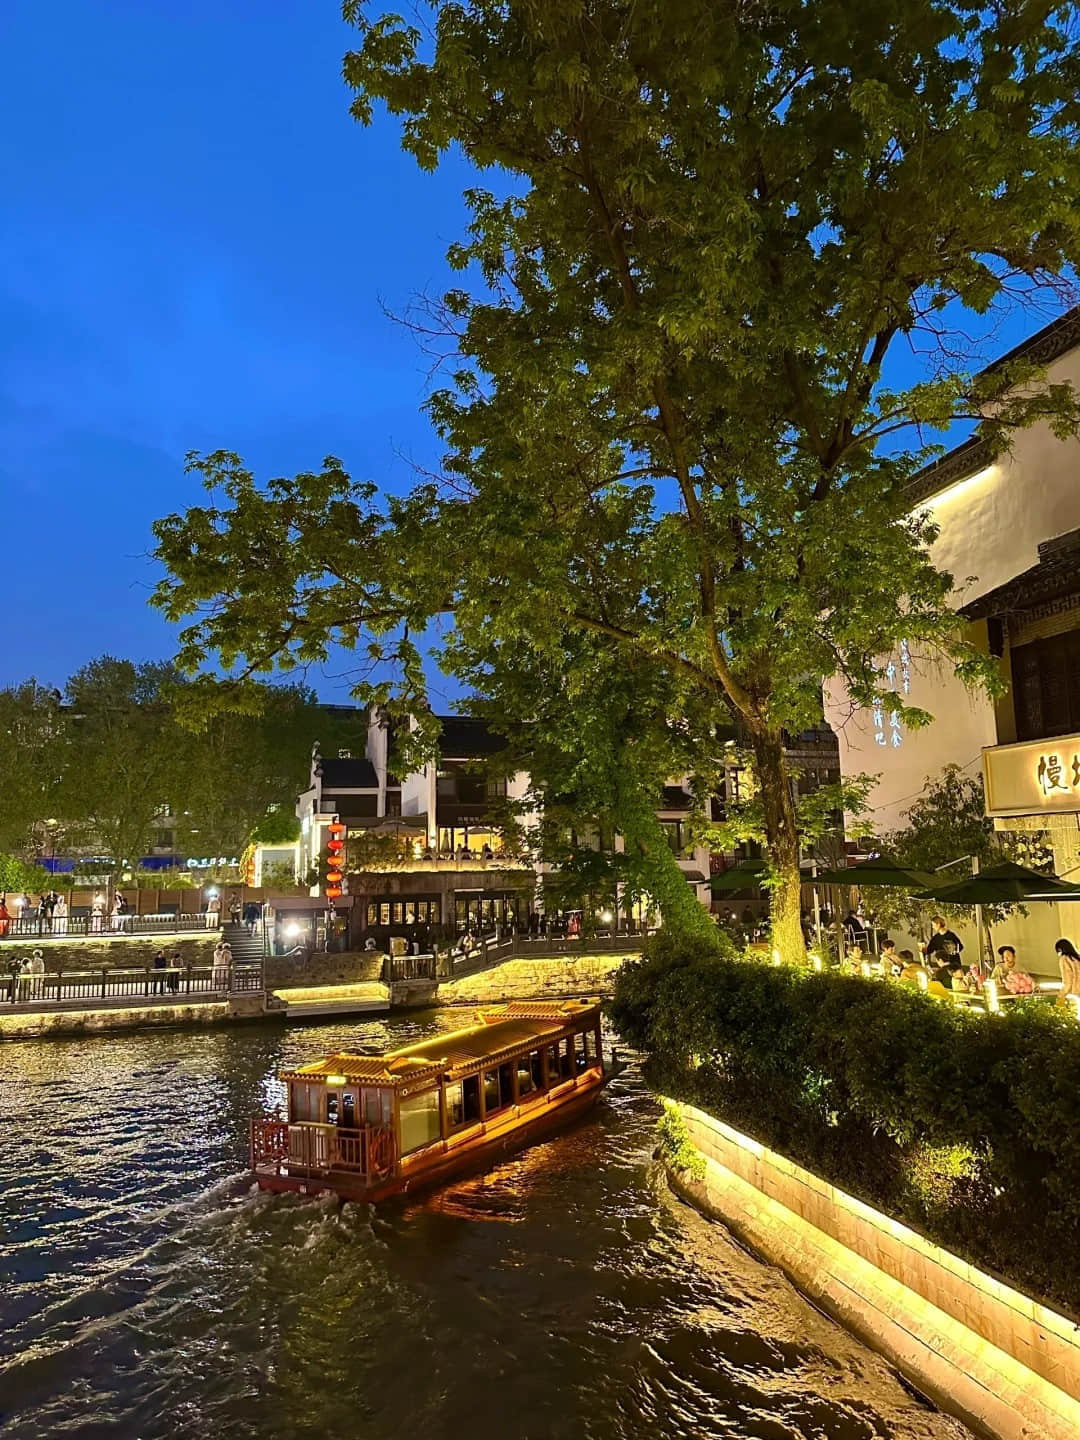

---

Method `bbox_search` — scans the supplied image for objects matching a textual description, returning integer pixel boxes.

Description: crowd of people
[842,913,1080,1007]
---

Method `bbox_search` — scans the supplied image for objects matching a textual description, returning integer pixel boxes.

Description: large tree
[0,681,66,856]
[152,0,1080,957]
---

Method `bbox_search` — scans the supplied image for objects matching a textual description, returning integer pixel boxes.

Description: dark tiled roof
[436,714,507,759]
[905,306,1080,508]
[316,756,378,788]
[960,528,1080,621]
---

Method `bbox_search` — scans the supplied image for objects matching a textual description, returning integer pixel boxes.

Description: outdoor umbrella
[917,861,1080,905]
[710,859,769,896]
[812,855,937,889]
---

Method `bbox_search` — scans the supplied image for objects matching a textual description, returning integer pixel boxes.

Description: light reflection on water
[0,1015,971,1440]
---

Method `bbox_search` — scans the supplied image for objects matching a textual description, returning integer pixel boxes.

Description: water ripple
[0,1018,971,1440]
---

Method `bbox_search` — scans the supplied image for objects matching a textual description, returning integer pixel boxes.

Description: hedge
[610,932,1080,1314]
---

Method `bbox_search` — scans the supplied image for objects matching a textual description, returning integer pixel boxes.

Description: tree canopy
[152,0,1080,953]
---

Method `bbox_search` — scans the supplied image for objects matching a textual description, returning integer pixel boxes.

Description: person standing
[52,894,68,935]
[0,897,10,939]
[205,891,221,929]
[924,916,964,964]
[228,892,242,928]
[1054,938,1080,1007]
[28,948,45,1000]
[151,948,168,995]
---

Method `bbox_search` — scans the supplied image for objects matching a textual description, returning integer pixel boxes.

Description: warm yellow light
[917,970,929,991]
[810,953,823,972]
[324,1074,347,1086]
[984,978,1000,1013]
[771,948,782,966]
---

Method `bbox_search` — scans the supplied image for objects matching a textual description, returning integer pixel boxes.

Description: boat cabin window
[516,1054,535,1098]
[546,1044,561,1084]
[483,1062,515,1115]
[462,1074,482,1124]
[400,1089,441,1155]
[529,1050,544,1090]
[290,1081,323,1122]
[326,1093,339,1124]
[362,1088,392,1128]
[444,1075,483,1131]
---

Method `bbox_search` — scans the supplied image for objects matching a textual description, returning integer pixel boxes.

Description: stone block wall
[263,950,386,990]
[439,953,628,1005]
[2,936,219,973]
[673,1100,1080,1440]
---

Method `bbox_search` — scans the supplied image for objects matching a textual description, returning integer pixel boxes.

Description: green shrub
[611,937,1080,1314]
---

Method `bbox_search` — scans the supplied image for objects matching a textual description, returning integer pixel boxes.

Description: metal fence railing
[2,962,264,1007]
[0,913,219,942]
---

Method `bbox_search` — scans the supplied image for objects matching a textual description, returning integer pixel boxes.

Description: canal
[0,1014,970,1440]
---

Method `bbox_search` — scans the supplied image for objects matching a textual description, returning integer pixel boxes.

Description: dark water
[0,1016,970,1440]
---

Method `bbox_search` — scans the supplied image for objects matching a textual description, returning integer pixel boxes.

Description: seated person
[991,945,1034,995]
[878,938,901,977]
[898,949,928,984]
[932,954,968,991]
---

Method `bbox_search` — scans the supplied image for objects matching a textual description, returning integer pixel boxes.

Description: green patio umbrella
[917,860,1080,905]
[710,859,769,896]
[811,855,937,889]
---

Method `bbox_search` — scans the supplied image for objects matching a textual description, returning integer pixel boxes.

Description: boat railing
[251,1118,396,1181]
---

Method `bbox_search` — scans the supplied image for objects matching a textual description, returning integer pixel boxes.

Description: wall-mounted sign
[873,641,912,748]
[983,734,1080,818]
[186,856,239,869]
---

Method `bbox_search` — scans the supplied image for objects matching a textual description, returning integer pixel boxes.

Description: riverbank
[660,1100,1080,1440]
[0,951,627,1038]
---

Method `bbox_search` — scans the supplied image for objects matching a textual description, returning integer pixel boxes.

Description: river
[0,1014,971,1440]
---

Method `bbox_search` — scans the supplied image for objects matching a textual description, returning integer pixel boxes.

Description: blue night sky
[1,1,472,701]
[1,3,1066,700]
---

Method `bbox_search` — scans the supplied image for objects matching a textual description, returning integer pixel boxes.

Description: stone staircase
[222,922,265,965]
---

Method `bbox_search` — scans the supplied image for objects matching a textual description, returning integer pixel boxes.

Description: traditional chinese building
[825,306,1080,964]
[963,526,1080,899]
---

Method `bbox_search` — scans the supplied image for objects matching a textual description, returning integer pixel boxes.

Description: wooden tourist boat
[249,999,611,1202]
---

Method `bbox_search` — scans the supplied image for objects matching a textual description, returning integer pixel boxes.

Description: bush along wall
[610,932,1080,1315]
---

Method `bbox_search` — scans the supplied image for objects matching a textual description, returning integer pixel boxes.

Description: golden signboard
[983,734,1080,818]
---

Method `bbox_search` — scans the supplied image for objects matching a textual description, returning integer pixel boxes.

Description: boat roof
[281,1000,601,1088]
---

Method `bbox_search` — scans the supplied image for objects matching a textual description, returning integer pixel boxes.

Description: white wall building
[825,307,1080,965]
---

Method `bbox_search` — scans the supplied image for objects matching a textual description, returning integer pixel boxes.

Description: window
[483,1068,504,1115]
[445,1081,465,1129]
[530,1050,544,1090]
[546,1044,561,1085]
[462,1074,482,1124]
[400,1090,441,1154]
[659,820,693,858]
[1012,632,1080,740]
[290,1082,322,1122]
[154,829,174,849]
[378,903,390,925]
[516,1054,535,1098]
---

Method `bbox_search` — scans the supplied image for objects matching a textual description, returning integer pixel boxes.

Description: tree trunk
[748,725,806,965]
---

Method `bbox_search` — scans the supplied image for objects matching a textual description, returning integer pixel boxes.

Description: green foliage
[347,831,417,871]
[249,810,302,846]
[0,854,56,896]
[612,939,1080,1311]
[0,682,65,855]
[657,1102,707,1184]
[152,0,1080,964]
[0,657,348,872]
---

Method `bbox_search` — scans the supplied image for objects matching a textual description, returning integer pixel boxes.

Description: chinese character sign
[1036,753,1079,795]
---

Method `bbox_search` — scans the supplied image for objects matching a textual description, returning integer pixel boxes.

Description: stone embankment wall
[439,954,627,1005]
[668,1100,1080,1440]
[0,993,272,1040]
[263,951,385,990]
[1,936,219,972]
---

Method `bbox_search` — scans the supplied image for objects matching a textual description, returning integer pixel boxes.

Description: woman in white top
[52,895,68,935]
